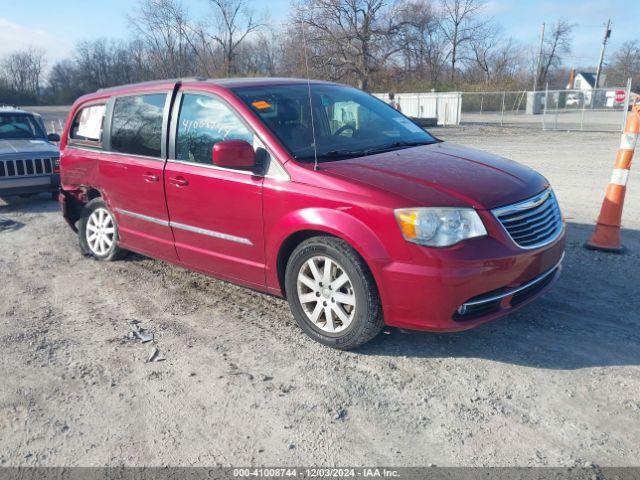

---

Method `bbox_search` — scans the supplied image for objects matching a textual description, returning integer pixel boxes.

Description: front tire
[285,236,383,349]
[78,198,126,261]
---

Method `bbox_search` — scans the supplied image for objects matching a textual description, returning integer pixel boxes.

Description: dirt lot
[1,119,639,467]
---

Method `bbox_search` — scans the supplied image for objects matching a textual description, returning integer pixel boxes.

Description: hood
[0,139,59,157]
[319,142,548,210]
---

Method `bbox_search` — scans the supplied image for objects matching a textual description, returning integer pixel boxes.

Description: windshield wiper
[295,140,434,163]
[321,149,365,159]
[295,149,363,162]
[361,140,432,156]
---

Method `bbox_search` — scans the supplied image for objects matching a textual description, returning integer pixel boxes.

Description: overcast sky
[1,0,638,69]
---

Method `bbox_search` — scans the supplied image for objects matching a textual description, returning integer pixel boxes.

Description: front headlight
[394,208,487,247]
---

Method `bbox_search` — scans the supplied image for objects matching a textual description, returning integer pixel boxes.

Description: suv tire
[285,236,383,349]
[78,198,127,261]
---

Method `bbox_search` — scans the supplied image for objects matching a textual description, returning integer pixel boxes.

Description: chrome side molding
[116,208,253,246]
[116,208,169,226]
[169,221,253,245]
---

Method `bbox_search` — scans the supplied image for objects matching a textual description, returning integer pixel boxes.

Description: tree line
[1,0,639,105]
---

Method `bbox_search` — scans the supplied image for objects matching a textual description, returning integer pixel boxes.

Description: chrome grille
[492,189,563,249]
[0,157,58,178]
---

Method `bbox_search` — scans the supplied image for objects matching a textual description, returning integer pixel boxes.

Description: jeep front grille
[0,157,58,178]
[492,189,563,249]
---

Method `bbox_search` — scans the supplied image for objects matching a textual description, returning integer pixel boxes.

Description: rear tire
[78,198,127,261]
[285,236,383,349]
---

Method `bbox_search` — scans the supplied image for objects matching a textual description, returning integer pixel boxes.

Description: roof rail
[96,77,209,93]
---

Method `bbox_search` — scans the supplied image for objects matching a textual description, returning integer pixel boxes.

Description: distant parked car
[565,93,581,108]
[0,106,61,200]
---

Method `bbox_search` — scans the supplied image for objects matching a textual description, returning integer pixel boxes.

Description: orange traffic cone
[585,101,640,253]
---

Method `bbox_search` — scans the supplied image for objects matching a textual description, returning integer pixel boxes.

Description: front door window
[176,94,254,165]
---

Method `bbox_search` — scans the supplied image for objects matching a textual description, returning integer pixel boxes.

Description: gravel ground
[1,120,639,467]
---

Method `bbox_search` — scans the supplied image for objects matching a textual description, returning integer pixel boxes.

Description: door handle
[169,176,189,187]
[143,172,159,183]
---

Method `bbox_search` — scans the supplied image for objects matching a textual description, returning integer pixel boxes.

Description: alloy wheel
[296,255,356,333]
[86,207,115,256]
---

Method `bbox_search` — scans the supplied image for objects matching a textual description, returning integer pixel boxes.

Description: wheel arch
[61,185,105,231]
[276,229,332,297]
[270,208,391,298]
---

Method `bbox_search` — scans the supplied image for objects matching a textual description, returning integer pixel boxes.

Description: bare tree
[237,30,281,76]
[469,25,521,85]
[0,0,593,105]
[538,19,574,87]
[469,24,498,84]
[398,0,446,85]
[72,39,149,89]
[2,47,46,96]
[439,0,485,83]
[277,24,308,78]
[296,0,408,91]
[201,0,264,77]
[128,0,194,78]
[47,59,87,104]
[607,41,640,90]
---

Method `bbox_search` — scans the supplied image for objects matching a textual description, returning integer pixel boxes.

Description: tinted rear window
[110,94,166,158]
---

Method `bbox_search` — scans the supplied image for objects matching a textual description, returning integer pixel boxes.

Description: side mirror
[48,133,60,142]
[212,140,256,169]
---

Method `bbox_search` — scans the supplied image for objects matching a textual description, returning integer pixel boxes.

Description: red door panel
[98,152,177,261]
[164,160,265,288]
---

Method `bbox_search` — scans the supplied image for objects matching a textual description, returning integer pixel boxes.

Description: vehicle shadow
[121,251,147,263]
[0,194,59,214]
[359,221,640,370]
[0,217,25,233]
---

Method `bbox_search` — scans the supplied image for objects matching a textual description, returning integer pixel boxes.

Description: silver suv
[0,106,61,200]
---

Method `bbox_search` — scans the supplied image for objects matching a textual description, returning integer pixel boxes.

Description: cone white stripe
[610,168,629,186]
[620,133,638,150]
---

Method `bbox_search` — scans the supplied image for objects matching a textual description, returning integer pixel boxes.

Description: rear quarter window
[110,94,166,158]
[70,104,106,144]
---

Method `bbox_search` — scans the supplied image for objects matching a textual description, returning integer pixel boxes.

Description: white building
[567,71,606,91]
[565,71,614,107]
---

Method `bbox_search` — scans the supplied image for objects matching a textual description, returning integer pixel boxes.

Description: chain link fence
[460,91,528,126]
[459,79,633,132]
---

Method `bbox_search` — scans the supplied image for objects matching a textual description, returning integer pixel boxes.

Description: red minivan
[59,78,565,349]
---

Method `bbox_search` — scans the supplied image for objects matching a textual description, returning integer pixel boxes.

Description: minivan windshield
[0,113,45,140]
[232,84,437,162]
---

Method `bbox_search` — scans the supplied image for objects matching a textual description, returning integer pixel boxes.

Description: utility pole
[594,19,612,90]
[533,23,545,92]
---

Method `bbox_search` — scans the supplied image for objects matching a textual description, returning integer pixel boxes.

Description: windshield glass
[0,113,45,140]
[232,84,437,162]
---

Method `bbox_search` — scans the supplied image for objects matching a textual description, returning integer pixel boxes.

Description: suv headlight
[394,208,487,247]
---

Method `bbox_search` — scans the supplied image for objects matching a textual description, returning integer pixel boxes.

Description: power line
[558,54,604,60]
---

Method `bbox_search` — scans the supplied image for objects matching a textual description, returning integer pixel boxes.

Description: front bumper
[454,252,563,320]
[0,174,59,197]
[377,229,565,332]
